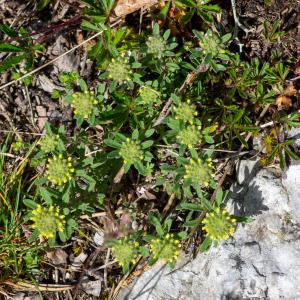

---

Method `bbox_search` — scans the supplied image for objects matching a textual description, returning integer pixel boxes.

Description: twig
[3,281,74,292]
[230,0,249,35]
[80,209,123,220]
[153,63,210,127]
[0,19,122,91]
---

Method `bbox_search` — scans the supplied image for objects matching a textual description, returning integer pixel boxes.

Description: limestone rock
[118,167,300,300]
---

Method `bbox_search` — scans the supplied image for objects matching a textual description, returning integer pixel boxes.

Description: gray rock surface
[118,163,300,300]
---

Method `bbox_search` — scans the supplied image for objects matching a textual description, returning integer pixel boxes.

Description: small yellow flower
[184,157,214,187]
[173,100,198,124]
[31,205,66,239]
[119,139,144,165]
[70,91,98,119]
[111,237,140,268]
[199,29,225,57]
[150,234,181,265]
[46,154,75,186]
[146,36,166,58]
[139,87,159,105]
[202,208,236,241]
[263,135,274,154]
[107,56,131,81]
[176,125,202,148]
[39,134,59,153]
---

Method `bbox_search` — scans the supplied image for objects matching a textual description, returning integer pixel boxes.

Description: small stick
[0,19,122,91]
[153,63,209,127]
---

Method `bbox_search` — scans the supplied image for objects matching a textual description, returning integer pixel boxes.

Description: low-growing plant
[1,2,299,287]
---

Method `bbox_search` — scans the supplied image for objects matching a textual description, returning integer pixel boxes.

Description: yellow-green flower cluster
[46,154,75,186]
[173,100,198,124]
[39,134,59,153]
[107,56,131,81]
[111,237,140,267]
[150,233,181,265]
[119,138,144,165]
[199,30,225,57]
[176,125,202,148]
[139,87,159,105]
[202,208,236,241]
[184,158,214,187]
[146,36,166,58]
[31,205,65,239]
[70,91,98,119]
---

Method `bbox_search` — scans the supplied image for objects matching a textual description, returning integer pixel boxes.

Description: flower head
[139,87,159,106]
[202,208,236,241]
[46,154,75,186]
[111,237,140,267]
[176,125,201,148]
[70,91,98,119]
[31,205,66,239]
[173,100,198,124]
[146,36,166,58]
[184,158,214,187]
[39,134,59,153]
[119,138,144,165]
[107,56,131,82]
[150,233,181,265]
[199,30,225,57]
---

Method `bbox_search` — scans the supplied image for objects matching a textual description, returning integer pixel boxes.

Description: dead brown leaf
[276,95,292,109]
[46,248,68,265]
[283,84,297,96]
[35,105,47,131]
[113,0,159,17]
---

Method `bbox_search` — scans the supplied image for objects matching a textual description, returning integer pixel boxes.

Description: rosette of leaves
[191,29,232,72]
[172,99,198,125]
[149,234,181,266]
[184,156,214,188]
[202,207,236,241]
[145,23,177,59]
[39,134,59,153]
[104,129,154,175]
[46,154,75,186]
[70,91,98,119]
[109,236,140,273]
[138,86,161,106]
[106,55,132,82]
[145,215,185,268]
[63,80,104,126]
[30,204,65,239]
[158,149,215,198]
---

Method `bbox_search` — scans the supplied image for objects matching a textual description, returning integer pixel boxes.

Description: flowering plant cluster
[31,205,65,239]
[21,20,267,280]
[202,208,236,241]
[70,91,98,119]
[149,233,181,266]
[46,154,75,186]
[110,237,140,272]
